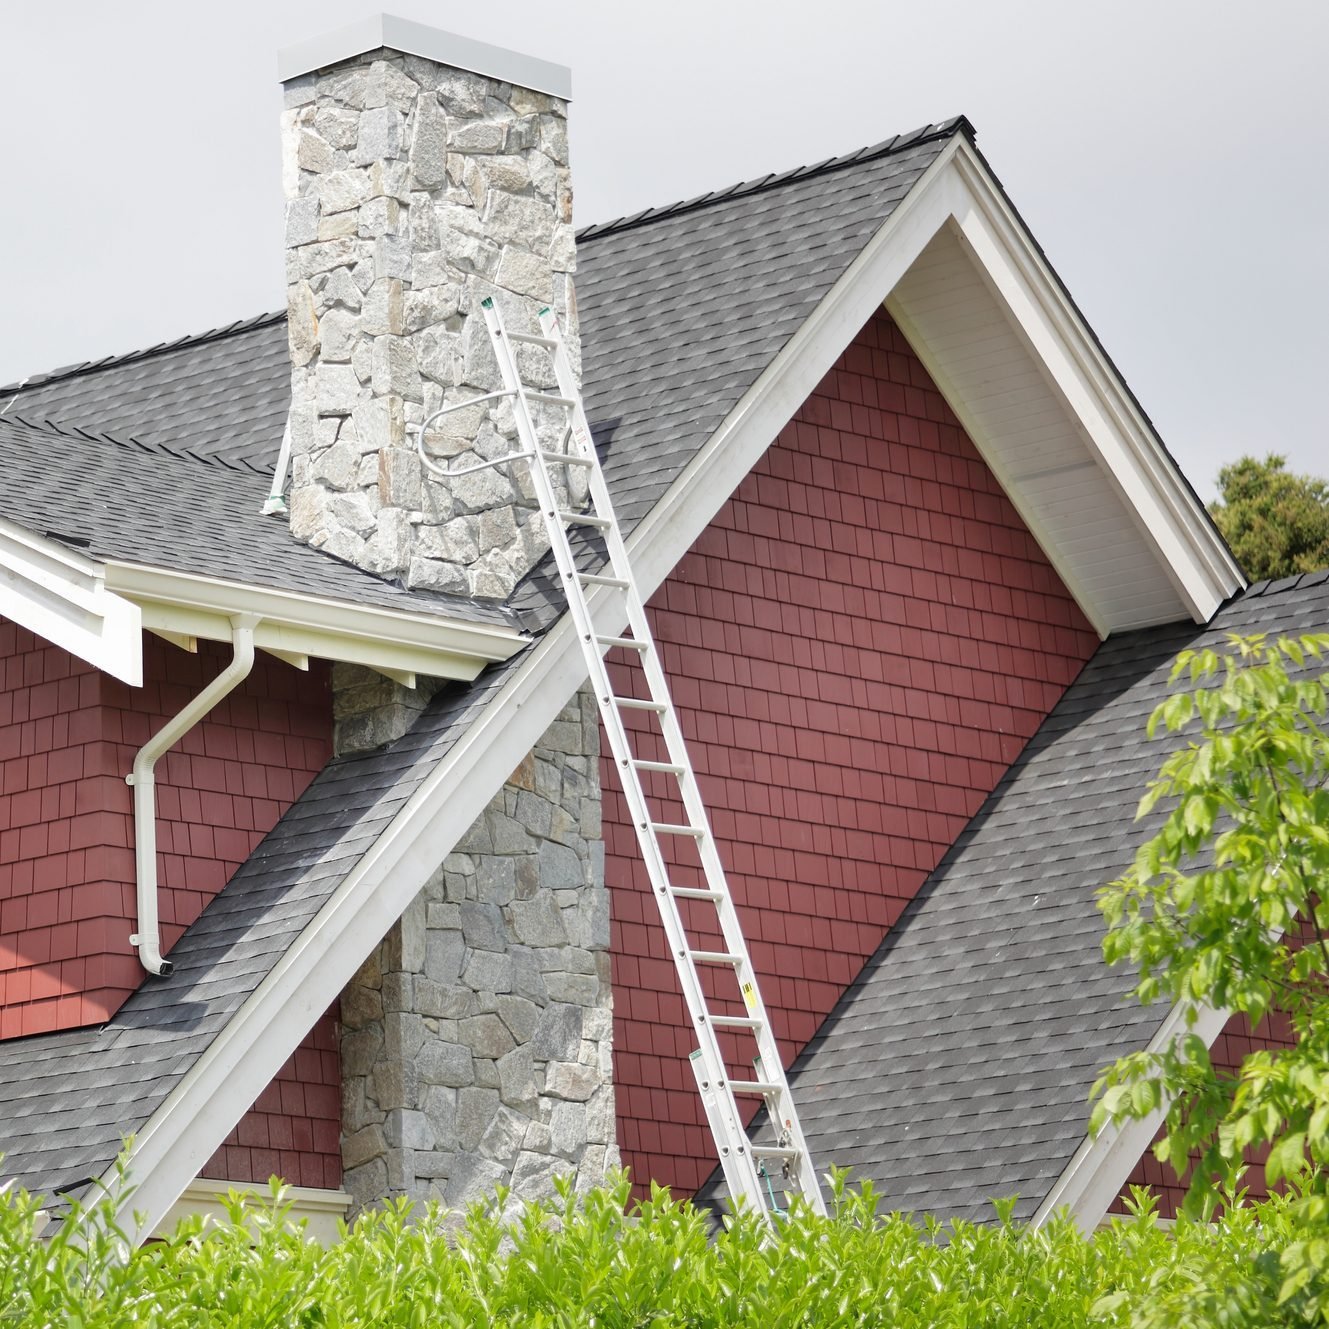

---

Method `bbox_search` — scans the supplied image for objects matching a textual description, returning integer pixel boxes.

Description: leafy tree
[1092,632,1329,1241]
[1208,454,1329,581]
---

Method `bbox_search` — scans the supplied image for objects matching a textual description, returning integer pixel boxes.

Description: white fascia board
[0,518,142,685]
[1029,1000,1230,1234]
[103,561,527,682]
[946,143,1244,623]
[627,139,968,600]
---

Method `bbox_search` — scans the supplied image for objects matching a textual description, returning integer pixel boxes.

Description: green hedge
[3,1171,1327,1327]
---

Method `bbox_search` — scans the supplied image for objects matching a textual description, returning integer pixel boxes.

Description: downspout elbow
[128,615,259,977]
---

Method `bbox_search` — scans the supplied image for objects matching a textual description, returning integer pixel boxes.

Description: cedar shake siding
[603,308,1101,1196]
[0,626,331,1036]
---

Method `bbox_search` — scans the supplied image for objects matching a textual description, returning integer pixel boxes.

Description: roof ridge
[574,116,972,243]
[0,412,270,476]
[0,312,287,397]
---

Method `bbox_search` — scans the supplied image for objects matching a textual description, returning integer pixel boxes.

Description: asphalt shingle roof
[0,122,961,543]
[0,415,518,629]
[0,124,963,1203]
[772,570,1329,1224]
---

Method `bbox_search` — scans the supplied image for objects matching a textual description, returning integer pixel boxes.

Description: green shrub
[2,1168,1327,1327]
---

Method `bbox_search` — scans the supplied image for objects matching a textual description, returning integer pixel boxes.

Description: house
[0,13,1300,1239]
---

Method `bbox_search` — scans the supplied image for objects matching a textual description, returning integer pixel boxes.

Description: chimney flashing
[277,13,573,99]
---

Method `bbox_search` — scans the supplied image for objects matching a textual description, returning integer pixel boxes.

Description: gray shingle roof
[0,313,290,468]
[767,570,1329,1225]
[0,122,961,541]
[0,415,518,629]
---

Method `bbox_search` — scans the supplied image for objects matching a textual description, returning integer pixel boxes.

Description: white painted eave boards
[0,519,142,685]
[0,527,527,688]
[887,141,1244,634]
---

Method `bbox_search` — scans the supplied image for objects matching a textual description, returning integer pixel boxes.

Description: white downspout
[127,614,260,976]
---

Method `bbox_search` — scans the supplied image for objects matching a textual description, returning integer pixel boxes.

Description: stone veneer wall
[281,46,578,599]
[338,686,615,1214]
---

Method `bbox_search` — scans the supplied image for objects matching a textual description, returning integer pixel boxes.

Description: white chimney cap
[277,13,572,99]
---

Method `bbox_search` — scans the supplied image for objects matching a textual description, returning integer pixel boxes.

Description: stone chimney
[279,16,576,600]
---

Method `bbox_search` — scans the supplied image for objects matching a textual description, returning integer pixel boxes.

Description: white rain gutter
[127,614,259,976]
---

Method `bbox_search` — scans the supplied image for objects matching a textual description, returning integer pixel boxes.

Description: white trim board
[1030,1002,1231,1234]
[105,131,1242,1236]
[157,1177,352,1246]
[629,139,1242,632]
[0,520,142,685]
[105,561,527,683]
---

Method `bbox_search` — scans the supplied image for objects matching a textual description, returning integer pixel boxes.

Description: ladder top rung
[729,1080,782,1095]
[524,390,577,407]
[689,949,742,966]
[751,1144,801,1160]
[598,635,648,652]
[611,695,664,712]
[710,1015,763,1029]
[559,510,611,529]
[538,449,594,468]
[580,573,630,589]
[632,759,685,774]
[669,886,724,901]
[653,822,705,838]
[508,332,558,348]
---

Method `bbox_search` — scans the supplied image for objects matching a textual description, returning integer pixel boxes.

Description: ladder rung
[689,949,742,966]
[598,635,648,652]
[669,886,724,901]
[653,822,705,838]
[508,332,558,348]
[524,390,577,407]
[632,759,685,775]
[610,695,664,712]
[538,449,594,468]
[729,1080,782,1096]
[710,1015,763,1030]
[558,510,611,529]
[751,1144,801,1160]
[579,573,630,589]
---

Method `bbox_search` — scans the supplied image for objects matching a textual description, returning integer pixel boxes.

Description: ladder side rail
[485,302,770,1215]
[536,304,826,1215]
[620,593,826,1210]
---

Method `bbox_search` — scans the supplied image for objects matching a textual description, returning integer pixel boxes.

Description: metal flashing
[277,13,572,99]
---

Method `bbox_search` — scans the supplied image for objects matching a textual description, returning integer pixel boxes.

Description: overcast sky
[2,1,1324,497]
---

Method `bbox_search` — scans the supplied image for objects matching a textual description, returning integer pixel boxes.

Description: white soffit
[885,147,1242,635]
[889,230,1188,634]
[0,519,142,685]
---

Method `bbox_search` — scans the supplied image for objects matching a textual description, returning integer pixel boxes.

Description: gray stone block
[532,1004,583,1062]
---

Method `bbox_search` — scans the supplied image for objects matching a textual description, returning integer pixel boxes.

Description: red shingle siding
[603,308,1101,1196]
[1110,1009,1298,1219]
[202,1005,343,1190]
[0,627,331,1036]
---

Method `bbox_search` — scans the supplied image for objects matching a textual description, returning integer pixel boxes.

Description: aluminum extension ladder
[416,296,826,1224]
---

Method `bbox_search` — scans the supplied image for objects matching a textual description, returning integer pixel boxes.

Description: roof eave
[946,140,1245,623]
[103,560,528,682]
[0,518,142,685]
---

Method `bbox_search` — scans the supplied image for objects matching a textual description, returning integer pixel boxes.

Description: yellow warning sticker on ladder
[742,982,757,1010]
